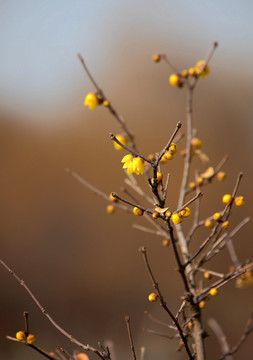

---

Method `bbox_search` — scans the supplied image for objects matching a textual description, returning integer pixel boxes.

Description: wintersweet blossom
[121,155,144,175]
[84,93,99,109]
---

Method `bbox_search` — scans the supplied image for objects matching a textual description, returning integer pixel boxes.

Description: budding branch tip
[139,246,146,253]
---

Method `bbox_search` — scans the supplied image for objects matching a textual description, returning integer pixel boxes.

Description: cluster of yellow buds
[171,207,191,225]
[161,142,178,163]
[222,194,245,206]
[16,331,36,344]
[168,60,210,89]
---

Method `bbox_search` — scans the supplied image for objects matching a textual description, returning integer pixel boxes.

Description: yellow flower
[195,60,210,78]
[121,155,144,175]
[114,134,128,150]
[84,93,99,110]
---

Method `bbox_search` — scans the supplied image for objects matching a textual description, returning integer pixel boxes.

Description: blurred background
[0,1,253,359]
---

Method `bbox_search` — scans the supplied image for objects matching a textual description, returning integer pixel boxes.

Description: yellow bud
[204,271,212,280]
[106,205,115,214]
[179,340,185,348]
[234,196,245,207]
[16,331,26,341]
[169,143,178,154]
[195,60,210,78]
[222,221,230,229]
[191,138,202,150]
[188,67,196,76]
[171,213,183,225]
[165,210,172,218]
[103,100,110,107]
[199,301,206,309]
[148,292,157,302]
[148,153,155,161]
[76,353,90,360]
[27,334,36,344]
[181,69,188,78]
[197,177,204,185]
[162,239,170,247]
[156,172,163,182]
[209,288,218,296]
[152,212,159,219]
[114,134,128,150]
[217,171,226,182]
[204,220,214,229]
[109,193,118,202]
[180,207,191,218]
[152,54,161,63]
[133,207,144,216]
[188,321,194,330]
[169,74,181,87]
[164,151,173,160]
[84,93,99,110]
[213,212,221,221]
[189,182,196,190]
[222,194,232,204]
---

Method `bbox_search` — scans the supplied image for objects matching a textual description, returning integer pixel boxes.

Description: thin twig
[218,311,253,360]
[125,316,137,360]
[176,192,203,214]
[132,224,165,237]
[110,134,152,164]
[197,263,253,302]
[1,259,109,360]
[139,247,193,360]
[111,193,153,215]
[78,54,137,151]
[139,347,145,360]
[65,168,131,214]
[207,318,233,360]
[144,311,176,330]
[156,122,182,165]
[143,328,174,339]
[6,336,57,360]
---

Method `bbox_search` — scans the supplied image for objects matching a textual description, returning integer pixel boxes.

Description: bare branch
[125,316,137,360]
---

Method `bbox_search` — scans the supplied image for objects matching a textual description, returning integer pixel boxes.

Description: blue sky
[0,0,252,123]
